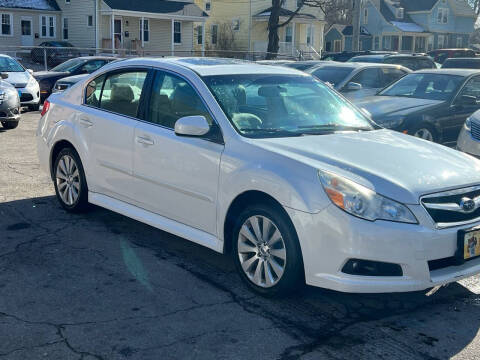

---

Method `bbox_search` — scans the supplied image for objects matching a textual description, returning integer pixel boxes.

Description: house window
[196,25,203,45]
[62,17,68,39]
[427,35,434,51]
[174,21,181,44]
[374,36,379,50]
[140,19,149,42]
[65,0,70,3]
[396,7,404,19]
[415,36,426,52]
[363,8,368,24]
[1,13,12,36]
[383,35,392,50]
[285,25,292,43]
[333,39,342,52]
[87,15,93,27]
[232,19,240,31]
[437,34,446,48]
[306,24,312,45]
[205,2,211,11]
[437,8,448,24]
[211,24,217,45]
[40,15,55,38]
[456,36,463,47]
[297,0,303,7]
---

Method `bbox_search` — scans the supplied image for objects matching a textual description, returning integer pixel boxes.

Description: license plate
[457,228,480,261]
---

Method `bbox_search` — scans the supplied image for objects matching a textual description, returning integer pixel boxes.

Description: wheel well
[50,140,75,180]
[223,191,293,255]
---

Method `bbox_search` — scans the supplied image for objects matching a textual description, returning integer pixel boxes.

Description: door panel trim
[98,159,132,176]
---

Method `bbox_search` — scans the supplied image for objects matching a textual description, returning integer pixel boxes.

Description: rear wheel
[232,203,304,297]
[53,147,89,212]
[1,121,19,130]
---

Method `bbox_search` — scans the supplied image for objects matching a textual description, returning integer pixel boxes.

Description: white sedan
[37,58,480,296]
[0,54,40,111]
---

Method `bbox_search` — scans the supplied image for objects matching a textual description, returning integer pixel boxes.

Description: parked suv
[428,49,476,64]
[349,54,437,70]
[37,58,480,296]
[31,41,81,66]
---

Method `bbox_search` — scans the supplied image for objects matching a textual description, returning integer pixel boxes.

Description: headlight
[319,170,417,224]
[27,76,37,87]
[465,117,472,132]
[0,91,6,101]
[378,115,405,129]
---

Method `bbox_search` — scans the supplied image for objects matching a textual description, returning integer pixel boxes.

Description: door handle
[79,118,93,128]
[136,136,154,146]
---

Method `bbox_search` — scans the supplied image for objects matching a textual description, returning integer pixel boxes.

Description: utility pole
[352,0,360,51]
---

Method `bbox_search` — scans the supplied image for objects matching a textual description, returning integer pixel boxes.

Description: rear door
[80,68,149,202]
[132,69,224,235]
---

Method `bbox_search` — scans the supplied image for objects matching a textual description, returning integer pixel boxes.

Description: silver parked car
[457,110,480,157]
[52,74,90,93]
[307,62,410,100]
[0,73,20,130]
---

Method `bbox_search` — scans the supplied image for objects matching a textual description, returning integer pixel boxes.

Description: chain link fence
[0,45,317,71]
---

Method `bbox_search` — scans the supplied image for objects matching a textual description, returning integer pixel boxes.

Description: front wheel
[232,203,304,297]
[53,147,89,212]
[412,124,437,142]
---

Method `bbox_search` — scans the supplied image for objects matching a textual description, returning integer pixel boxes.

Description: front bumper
[287,203,480,293]
[457,126,480,158]
[18,84,40,106]
[0,95,20,121]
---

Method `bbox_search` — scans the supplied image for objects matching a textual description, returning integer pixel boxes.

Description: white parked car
[0,54,40,111]
[37,58,480,296]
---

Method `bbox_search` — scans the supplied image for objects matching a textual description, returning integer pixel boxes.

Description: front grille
[20,93,33,102]
[471,121,480,141]
[421,186,480,227]
[428,256,457,271]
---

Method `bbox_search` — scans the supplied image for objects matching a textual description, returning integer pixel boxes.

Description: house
[0,0,208,55]
[324,25,372,52]
[359,0,476,52]
[192,0,326,58]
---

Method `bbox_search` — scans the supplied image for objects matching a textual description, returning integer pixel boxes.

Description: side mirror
[345,82,362,91]
[27,69,34,74]
[0,73,8,80]
[458,95,478,106]
[175,116,210,137]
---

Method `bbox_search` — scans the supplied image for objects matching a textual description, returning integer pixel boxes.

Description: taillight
[41,100,50,117]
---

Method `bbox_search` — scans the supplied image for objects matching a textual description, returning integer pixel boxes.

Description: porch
[378,33,431,53]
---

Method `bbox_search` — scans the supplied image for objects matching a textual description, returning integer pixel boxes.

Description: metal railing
[0,45,299,71]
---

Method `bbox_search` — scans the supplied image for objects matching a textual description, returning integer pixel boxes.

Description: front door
[133,70,223,235]
[21,18,33,46]
[114,19,122,48]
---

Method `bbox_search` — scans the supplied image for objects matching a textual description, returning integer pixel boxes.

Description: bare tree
[205,21,242,57]
[266,0,350,59]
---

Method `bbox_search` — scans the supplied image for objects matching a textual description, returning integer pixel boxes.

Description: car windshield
[378,73,464,101]
[0,57,24,72]
[202,74,373,138]
[310,67,355,86]
[51,58,86,72]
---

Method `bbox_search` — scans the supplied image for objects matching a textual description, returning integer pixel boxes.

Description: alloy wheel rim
[237,215,286,288]
[56,155,80,206]
[414,128,433,141]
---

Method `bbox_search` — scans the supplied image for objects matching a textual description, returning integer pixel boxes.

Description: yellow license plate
[462,230,480,260]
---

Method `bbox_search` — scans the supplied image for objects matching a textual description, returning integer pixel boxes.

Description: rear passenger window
[85,74,105,107]
[146,71,212,129]
[350,68,381,88]
[380,68,406,87]
[99,71,147,118]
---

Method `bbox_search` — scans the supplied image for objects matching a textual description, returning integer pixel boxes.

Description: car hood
[3,71,30,86]
[354,96,443,118]
[33,71,70,80]
[254,129,480,204]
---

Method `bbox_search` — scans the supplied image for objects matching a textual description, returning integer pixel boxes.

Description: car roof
[444,57,480,61]
[414,68,480,76]
[114,57,306,76]
[351,54,388,60]
[310,62,406,70]
[385,54,430,58]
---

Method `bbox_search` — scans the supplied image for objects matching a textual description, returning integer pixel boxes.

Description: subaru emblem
[460,197,476,213]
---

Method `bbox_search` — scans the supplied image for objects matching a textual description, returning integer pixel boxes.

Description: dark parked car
[321,50,395,62]
[34,56,116,102]
[354,69,480,146]
[282,60,329,71]
[307,62,410,100]
[427,48,476,64]
[31,41,81,66]
[442,58,480,69]
[349,54,437,70]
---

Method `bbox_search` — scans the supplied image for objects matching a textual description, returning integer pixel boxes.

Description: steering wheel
[232,113,263,129]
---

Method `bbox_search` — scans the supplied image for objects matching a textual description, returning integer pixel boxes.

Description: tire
[1,121,19,130]
[411,124,437,142]
[53,147,89,213]
[28,104,40,112]
[231,203,304,297]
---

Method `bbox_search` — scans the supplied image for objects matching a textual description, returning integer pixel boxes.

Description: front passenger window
[99,71,147,118]
[146,72,212,129]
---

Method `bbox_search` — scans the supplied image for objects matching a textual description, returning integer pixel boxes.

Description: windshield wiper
[297,124,371,133]
[239,128,303,137]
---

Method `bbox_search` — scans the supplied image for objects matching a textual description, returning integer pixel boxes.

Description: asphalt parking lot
[1,111,480,360]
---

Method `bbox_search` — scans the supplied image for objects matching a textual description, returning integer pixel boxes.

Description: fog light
[342,259,403,276]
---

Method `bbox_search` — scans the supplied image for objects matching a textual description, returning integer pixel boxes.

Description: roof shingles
[0,0,60,11]
[103,0,207,17]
